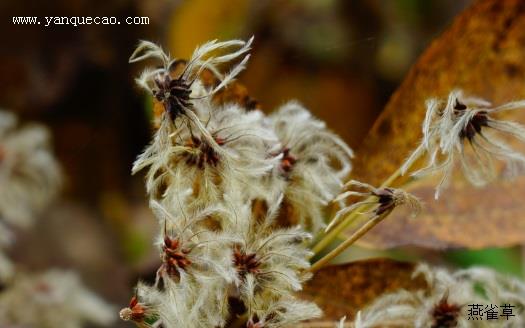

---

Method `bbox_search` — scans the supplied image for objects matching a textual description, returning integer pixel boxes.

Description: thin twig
[311,165,405,256]
[310,211,390,272]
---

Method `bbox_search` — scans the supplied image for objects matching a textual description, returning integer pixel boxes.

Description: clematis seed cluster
[121,37,353,327]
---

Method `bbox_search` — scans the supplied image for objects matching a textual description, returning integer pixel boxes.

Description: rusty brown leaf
[301,258,426,322]
[350,0,525,249]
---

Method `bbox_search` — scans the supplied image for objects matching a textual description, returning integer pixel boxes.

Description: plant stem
[311,166,404,256]
[310,211,390,272]
[311,202,371,255]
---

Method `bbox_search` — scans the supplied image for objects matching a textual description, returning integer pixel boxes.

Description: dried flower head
[268,101,353,233]
[401,90,525,199]
[149,200,237,287]
[130,37,253,123]
[430,292,462,328]
[0,270,114,328]
[327,180,421,231]
[223,196,313,311]
[232,225,312,302]
[119,282,162,327]
[354,264,525,328]
[119,295,148,323]
[133,101,279,214]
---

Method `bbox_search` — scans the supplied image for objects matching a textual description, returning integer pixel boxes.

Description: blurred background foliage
[4,0,523,326]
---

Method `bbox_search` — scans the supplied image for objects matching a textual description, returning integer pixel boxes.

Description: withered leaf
[351,0,525,249]
[301,259,426,322]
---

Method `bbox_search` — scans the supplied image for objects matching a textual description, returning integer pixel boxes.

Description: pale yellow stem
[311,202,371,255]
[312,166,404,256]
[310,211,390,272]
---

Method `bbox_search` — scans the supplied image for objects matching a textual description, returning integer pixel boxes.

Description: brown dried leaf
[351,0,525,249]
[301,259,426,322]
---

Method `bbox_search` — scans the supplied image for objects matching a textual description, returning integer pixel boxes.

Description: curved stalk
[310,211,391,272]
[311,165,405,256]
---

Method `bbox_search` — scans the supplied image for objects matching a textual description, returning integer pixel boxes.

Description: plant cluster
[122,37,525,328]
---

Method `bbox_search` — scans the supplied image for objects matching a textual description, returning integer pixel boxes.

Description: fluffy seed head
[401,89,525,198]
[268,101,354,233]
[328,180,421,232]
[354,264,525,327]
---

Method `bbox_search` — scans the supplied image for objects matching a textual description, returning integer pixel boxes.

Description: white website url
[12,16,150,26]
